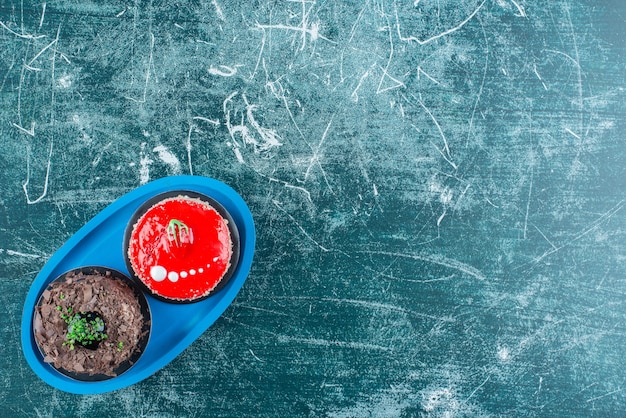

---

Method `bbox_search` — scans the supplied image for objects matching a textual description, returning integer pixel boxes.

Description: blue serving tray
[21,176,256,394]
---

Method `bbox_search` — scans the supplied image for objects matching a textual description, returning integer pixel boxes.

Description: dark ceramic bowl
[123,190,240,304]
[33,266,151,381]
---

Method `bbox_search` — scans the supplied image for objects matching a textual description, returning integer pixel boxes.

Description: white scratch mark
[212,0,226,22]
[409,94,456,170]
[510,0,527,17]
[430,140,458,171]
[12,121,35,136]
[208,64,237,77]
[21,25,60,205]
[544,49,580,68]
[395,0,486,45]
[192,116,220,126]
[298,0,309,50]
[437,209,447,227]
[23,63,41,72]
[467,15,488,147]
[417,66,443,86]
[139,143,152,185]
[377,65,405,94]
[232,302,292,317]
[245,97,282,150]
[524,159,533,239]
[233,147,244,164]
[360,250,488,281]
[196,39,215,46]
[224,92,250,148]
[305,115,334,181]
[39,3,46,29]
[23,139,53,205]
[0,21,45,39]
[586,388,623,403]
[264,73,334,194]
[186,124,194,175]
[533,64,548,90]
[273,200,329,251]
[531,199,626,265]
[306,297,445,321]
[255,19,335,50]
[0,249,43,259]
[565,127,580,139]
[251,168,311,202]
[533,225,558,251]
[49,24,61,126]
[535,377,543,398]
[248,349,264,362]
[127,32,154,103]
[453,183,471,213]
[485,196,499,208]
[466,376,490,402]
[153,145,181,174]
[290,336,391,352]
[254,0,335,51]
[232,316,391,352]
[223,92,282,157]
[91,142,112,167]
[255,22,320,45]
[560,6,584,138]
[377,21,405,94]
[249,31,266,80]
[26,37,58,68]
[348,6,366,43]
[351,65,373,102]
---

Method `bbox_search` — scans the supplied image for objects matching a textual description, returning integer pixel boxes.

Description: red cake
[127,195,235,302]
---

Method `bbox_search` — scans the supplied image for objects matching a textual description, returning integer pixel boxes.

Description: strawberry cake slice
[125,192,239,302]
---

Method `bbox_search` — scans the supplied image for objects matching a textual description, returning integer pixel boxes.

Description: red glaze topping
[128,196,232,301]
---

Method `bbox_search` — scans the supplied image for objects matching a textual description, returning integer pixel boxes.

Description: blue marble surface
[1,0,625,415]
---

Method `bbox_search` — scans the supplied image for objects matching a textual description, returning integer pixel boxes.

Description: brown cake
[33,268,150,379]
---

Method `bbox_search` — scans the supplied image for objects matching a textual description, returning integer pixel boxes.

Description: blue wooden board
[1,0,625,415]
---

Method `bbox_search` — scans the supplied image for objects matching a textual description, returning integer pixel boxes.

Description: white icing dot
[168,271,179,282]
[180,271,188,279]
[206,263,211,268]
[150,266,167,282]
[190,269,196,275]
[213,257,219,262]
[199,268,204,273]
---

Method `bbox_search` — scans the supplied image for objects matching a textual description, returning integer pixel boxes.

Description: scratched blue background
[1,0,625,416]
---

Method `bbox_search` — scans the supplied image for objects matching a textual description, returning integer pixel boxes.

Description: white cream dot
[190,269,196,275]
[199,268,204,273]
[213,257,219,262]
[180,271,188,279]
[150,266,167,282]
[168,271,179,282]
[206,263,211,268]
